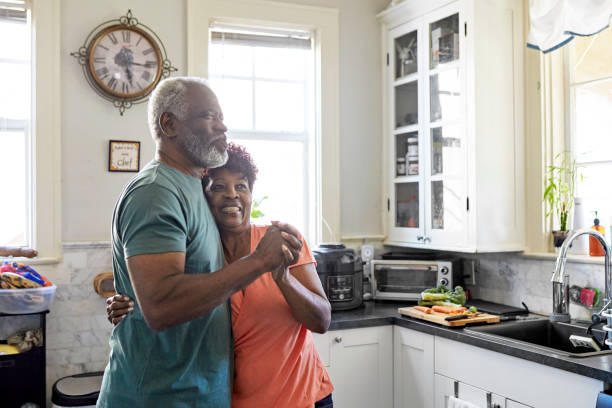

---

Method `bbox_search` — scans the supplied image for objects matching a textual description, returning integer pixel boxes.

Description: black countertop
[329,300,612,384]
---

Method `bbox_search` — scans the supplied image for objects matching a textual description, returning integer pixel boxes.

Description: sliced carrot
[432,305,467,314]
[414,306,432,314]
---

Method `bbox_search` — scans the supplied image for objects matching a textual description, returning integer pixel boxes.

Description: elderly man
[97,77,302,407]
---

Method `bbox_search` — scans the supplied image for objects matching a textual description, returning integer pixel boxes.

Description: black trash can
[51,371,103,407]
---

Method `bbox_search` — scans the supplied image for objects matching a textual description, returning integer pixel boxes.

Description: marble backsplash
[1,243,608,403]
[466,253,606,321]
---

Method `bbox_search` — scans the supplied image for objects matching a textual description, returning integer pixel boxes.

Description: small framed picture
[108,140,140,172]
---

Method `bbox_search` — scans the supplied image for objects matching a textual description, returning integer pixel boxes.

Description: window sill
[521,252,608,265]
[0,256,61,265]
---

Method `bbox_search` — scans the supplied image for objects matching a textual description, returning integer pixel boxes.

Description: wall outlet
[361,244,374,263]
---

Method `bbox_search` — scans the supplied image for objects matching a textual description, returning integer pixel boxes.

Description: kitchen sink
[465,318,612,358]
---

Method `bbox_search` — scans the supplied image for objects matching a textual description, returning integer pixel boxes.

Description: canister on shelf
[406,136,418,155]
[406,154,418,175]
[396,157,406,176]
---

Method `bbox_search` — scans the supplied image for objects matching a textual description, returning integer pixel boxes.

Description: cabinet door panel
[388,19,425,245]
[330,326,393,408]
[394,327,434,408]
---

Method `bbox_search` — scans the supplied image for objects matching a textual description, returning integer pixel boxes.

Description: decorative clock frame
[71,10,177,115]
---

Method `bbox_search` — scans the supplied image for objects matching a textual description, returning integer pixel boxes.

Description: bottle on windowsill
[589,211,606,257]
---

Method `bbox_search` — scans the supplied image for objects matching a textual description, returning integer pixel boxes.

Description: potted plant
[543,151,581,249]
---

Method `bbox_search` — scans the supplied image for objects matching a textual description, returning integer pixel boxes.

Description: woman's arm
[272,263,331,334]
[106,294,134,325]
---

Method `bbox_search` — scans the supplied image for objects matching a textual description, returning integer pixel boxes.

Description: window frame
[19,0,62,263]
[187,0,340,245]
[208,29,315,240]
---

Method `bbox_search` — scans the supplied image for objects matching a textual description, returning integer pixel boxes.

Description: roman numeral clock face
[88,25,162,99]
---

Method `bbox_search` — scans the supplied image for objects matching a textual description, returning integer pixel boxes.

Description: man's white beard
[203,144,228,168]
[179,128,228,169]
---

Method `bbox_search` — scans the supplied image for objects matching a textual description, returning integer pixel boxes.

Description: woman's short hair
[147,77,212,140]
[203,142,258,190]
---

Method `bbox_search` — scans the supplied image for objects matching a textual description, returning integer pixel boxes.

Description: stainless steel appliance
[370,258,462,301]
[313,244,363,311]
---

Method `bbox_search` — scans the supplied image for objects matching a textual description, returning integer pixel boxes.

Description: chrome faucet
[551,229,611,325]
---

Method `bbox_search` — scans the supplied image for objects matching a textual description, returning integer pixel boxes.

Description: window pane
[0,62,30,119]
[396,182,419,228]
[210,77,253,130]
[571,26,612,84]
[395,81,418,128]
[574,80,612,162]
[395,30,418,79]
[430,68,461,122]
[209,43,253,77]
[234,139,306,235]
[254,47,307,80]
[0,131,27,246]
[0,19,29,61]
[430,13,459,69]
[255,80,304,132]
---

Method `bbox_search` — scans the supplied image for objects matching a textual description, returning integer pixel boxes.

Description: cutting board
[398,306,500,327]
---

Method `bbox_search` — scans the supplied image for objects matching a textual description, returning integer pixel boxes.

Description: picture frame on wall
[108,140,140,172]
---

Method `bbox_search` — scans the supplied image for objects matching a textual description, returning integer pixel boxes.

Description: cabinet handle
[334,336,342,343]
[417,235,424,241]
[423,237,431,243]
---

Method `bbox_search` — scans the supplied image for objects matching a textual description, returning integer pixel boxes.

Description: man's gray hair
[147,77,212,140]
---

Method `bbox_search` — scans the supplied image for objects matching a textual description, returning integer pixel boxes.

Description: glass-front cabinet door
[387,3,467,247]
[425,4,467,247]
[388,19,424,243]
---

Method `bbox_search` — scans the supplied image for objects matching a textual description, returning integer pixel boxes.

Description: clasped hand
[253,222,302,276]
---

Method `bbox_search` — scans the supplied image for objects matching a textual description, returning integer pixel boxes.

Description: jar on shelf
[396,157,406,176]
[406,136,418,156]
[406,154,418,175]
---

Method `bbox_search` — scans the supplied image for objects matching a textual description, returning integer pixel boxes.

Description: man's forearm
[131,254,266,331]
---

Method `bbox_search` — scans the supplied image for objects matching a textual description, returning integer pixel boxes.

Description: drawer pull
[334,336,342,343]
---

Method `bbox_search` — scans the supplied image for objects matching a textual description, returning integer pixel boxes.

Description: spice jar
[396,157,406,176]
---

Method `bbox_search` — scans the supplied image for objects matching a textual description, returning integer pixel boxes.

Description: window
[0,0,31,247]
[0,0,61,260]
[568,28,612,230]
[187,0,339,245]
[209,24,316,241]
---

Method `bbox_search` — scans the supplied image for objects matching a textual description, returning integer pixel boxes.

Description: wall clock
[71,10,177,115]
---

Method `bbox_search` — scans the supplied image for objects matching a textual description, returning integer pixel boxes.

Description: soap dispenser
[589,211,606,257]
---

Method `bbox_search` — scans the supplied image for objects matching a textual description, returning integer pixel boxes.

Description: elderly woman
[108,142,334,408]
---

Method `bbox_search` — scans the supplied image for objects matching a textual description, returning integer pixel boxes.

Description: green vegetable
[467,306,478,313]
[419,285,466,306]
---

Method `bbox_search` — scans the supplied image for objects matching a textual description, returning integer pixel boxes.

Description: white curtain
[527,0,612,53]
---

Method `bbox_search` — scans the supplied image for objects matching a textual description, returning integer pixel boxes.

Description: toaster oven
[370,259,462,301]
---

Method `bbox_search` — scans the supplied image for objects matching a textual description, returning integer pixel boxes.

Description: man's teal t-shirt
[97,161,232,408]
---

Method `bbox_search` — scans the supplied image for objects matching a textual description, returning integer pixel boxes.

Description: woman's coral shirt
[230,225,334,408]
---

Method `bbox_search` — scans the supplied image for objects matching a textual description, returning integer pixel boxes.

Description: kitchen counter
[330,300,612,384]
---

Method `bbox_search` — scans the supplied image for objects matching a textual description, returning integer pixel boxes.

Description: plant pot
[552,230,569,249]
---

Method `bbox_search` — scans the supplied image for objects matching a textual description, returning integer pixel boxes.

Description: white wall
[60,0,387,242]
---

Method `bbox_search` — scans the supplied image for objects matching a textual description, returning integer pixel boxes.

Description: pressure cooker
[313,244,363,311]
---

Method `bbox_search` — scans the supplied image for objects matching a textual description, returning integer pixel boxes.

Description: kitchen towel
[448,396,482,408]
[596,392,612,408]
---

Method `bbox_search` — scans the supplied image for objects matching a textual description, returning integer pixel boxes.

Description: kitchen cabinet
[435,336,603,408]
[394,326,434,408]
[377,0,525,252]
[435,373,529,408]
[312,326,393,408]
